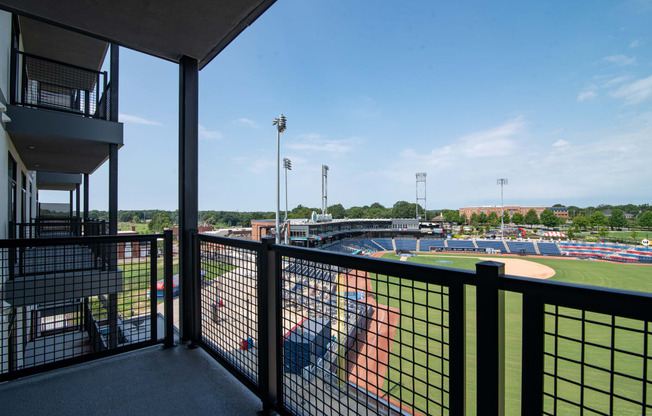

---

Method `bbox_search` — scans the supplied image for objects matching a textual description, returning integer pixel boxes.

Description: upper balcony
[5,16,122,175]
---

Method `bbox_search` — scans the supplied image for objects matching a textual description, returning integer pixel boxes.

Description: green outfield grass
[375,253,652,415]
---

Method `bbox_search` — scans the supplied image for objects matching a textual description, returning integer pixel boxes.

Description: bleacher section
[559,242,652,262]
[537,242,562,256]
[476,240,507,253]
[446,240,476,249]
[506,241,537,255]
[373,238,394,251]
[394,239,417,251]
[420,239,446,251]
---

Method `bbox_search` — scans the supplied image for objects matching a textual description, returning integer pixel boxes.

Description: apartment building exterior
[459,205,569,219]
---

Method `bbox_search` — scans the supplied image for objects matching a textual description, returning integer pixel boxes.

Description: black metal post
[476,261,506,416]
[521,292,544,416]
[83,173,89,221]
[9,43,16,104]
[150,235,158,343]
[449,281,467,415]
[109,44,119,122]
[258,237,280,414]
[178,55,199,343]
[69,190,73,218]
[75,183,81,220]
[108,143,119,348]
[164,229,175,348]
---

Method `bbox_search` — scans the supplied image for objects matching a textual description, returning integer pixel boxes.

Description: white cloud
[288,133,354,153]
[234,118,258,128]
[553,140,569,147]
[199,124,223,140]
[577,90,597,102]
[602,76,630,88]
[602,55,637,66]
[629,39,642,48]
[610,74,652,105]
[119,113,162,126]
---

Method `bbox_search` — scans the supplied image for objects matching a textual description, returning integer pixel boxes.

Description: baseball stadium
[196,218,652,416]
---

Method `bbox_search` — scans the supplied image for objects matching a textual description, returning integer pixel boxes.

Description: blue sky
[44,0,652,211]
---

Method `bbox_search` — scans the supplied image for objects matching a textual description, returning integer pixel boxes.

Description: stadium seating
[419,239,446,251]
[476,240,507,253]
[506,241,537,254]
[447,240,476,248]
[394,239,417,251]
[373,238,394,250]
[537,242,562,256]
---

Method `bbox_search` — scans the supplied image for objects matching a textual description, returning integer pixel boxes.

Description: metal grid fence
[199,238,260,386]
[276,248,468,416]
[0,234,169,381]
[14,50,109,119]
[542,306,651,416]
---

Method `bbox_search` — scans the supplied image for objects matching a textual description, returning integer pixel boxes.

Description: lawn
[118,222,150,234]
[375,253,652,415]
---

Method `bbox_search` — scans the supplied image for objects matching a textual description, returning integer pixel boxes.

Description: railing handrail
[0,233,165,249]
[16,49,107,76]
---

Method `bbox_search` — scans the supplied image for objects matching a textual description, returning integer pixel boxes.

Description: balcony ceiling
[3,0,276,69]
[19,16,108,72]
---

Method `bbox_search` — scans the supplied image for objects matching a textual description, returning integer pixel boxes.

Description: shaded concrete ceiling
[19,16,108,72]
[3,0,276,69]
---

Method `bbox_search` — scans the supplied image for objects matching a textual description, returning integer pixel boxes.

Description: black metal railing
[195,234,652,416]
[10,218,108,239]
[11,49,109,119]
[0,231,174,381]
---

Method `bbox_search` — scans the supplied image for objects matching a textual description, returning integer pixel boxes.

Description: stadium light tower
[273,114,287,244]
[416,172,427,221]
[283,158,292,244]
[497,178,508,239]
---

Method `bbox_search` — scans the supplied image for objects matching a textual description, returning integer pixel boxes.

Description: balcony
[6,49,122,175]
[1,233,650,415]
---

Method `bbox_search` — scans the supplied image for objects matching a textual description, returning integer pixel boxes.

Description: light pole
[283,157,292,244]
[273,114,287,244]
[497,178,508,239]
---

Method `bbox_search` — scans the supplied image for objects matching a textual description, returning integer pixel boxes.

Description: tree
[392,201,415,219]
[488,212,499,227]
[460,213,468,225]
[148,212,172,232]
[524,209,539,225]
[442,210,460,224]
[589,211,608,228]
[503,212,511,224]
[511,212,524,225]
[346,206,365,218]
[470,213,479,226]
[639,211,652,228]
[608,209,626,229]
[540,209,559,227]
[598,227,608,239]
[132,215,141,223]
[328,203,346,219]
[573,214,589,230]
[478,212,488,225]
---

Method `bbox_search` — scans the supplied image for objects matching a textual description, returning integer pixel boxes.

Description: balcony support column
[75,183,80,220]
[110,44,119,122]
[83,173,89,221]
[178,55,199,344]
[108,143,119,348]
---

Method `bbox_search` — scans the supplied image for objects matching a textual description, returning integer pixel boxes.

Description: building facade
[459,205,569,219]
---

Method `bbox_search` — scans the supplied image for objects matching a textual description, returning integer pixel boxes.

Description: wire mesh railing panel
[542,305,652,416]
[0,235,162,380]
[15,51,108,119]
[199,240,259,386]
[280,255,452,416]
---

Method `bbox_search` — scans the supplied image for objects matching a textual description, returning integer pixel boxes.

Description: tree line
[91,202,652,233]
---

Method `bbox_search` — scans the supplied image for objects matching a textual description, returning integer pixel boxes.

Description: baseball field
[374,253,652,416]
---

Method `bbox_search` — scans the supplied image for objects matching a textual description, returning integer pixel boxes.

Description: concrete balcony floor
[0,344,262,415]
